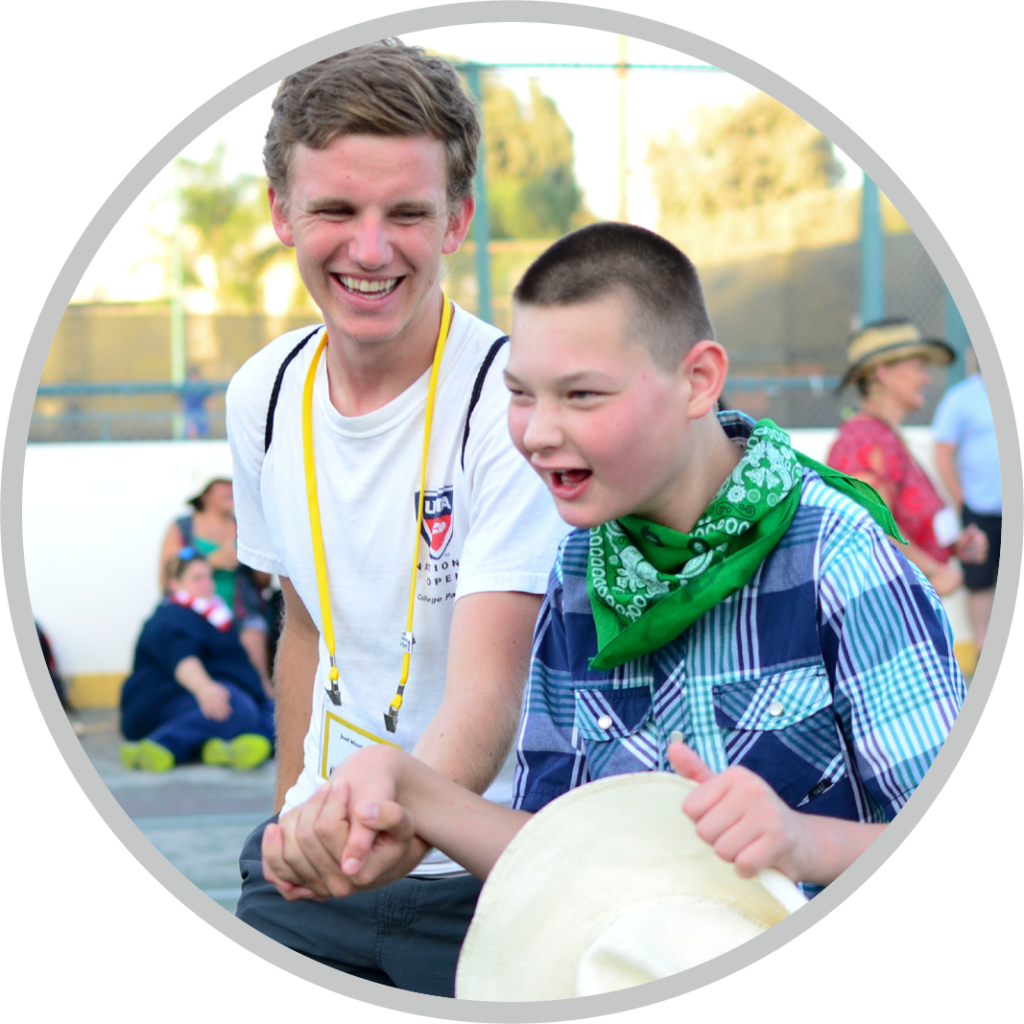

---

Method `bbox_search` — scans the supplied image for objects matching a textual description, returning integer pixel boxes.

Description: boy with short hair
[291,222,965,897]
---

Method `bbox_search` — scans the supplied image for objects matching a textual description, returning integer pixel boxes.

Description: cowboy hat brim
[455,772,805,1002]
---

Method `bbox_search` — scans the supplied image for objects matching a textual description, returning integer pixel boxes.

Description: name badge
[319,701,402,781]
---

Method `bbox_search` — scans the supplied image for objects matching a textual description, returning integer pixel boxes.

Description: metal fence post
[170,158,187,440]
[617,36,628,222]
[944,287,968,384]
[860,175,885,327]
[463,62,493,327]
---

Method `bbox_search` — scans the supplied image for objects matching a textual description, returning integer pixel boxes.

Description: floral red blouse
[827,414,951,563]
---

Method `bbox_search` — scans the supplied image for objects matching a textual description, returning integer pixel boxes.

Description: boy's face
[269,134,473,353]
[505,292,697,530]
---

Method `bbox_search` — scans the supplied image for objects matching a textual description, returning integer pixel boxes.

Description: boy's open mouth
[334,274,402,298]
[548,469,593,499]
[553,469,591,487]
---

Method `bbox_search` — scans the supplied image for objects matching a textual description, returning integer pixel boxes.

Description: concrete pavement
[74,708,275,912]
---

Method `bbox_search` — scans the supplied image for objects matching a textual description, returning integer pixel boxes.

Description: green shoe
[120,743,139,769]
[201,737,233,767]
[136,739,176,772]
[226,734,273,770]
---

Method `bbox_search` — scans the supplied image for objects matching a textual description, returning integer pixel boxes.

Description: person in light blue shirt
[933,367,1001,654]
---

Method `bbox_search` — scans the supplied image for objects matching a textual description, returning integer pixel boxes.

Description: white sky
[72,22,856,304]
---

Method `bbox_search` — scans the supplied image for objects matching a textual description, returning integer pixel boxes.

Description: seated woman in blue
[120,548,275,772]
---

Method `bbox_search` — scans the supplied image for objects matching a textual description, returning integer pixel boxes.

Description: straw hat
[455,772,806,1002]
[839,319,954,390]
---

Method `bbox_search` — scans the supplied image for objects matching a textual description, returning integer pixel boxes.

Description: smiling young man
[297,223,966,924]
[224,41,568,995]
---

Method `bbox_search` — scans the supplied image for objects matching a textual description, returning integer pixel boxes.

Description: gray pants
[235,817,482,997]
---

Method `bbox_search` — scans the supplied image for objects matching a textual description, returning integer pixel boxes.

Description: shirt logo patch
[416,486,454,559]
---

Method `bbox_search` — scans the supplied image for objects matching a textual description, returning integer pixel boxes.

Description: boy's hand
[326,746,418,887]
[668,740,814,883]
[339,798,417,884]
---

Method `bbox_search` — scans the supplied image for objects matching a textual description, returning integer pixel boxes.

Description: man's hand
[668,741,814,882]
[262,780,352,901]
[196,681,233,721]
[955,523,988,565]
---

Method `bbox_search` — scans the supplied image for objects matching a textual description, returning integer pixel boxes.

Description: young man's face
[269,134,473,350]
[505,292,696,530]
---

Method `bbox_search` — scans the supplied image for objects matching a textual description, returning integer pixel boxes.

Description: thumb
[261,824,294,893]
[356,799,415,842]
[668,740,715,785]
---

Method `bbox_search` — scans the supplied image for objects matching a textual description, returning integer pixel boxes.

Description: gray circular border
[4,4,1019,1011]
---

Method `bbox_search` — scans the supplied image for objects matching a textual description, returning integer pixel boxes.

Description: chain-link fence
[32,216,961,443]
[32,312,319,443]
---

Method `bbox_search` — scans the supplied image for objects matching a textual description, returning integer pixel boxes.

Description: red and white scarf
[169,590,233,631]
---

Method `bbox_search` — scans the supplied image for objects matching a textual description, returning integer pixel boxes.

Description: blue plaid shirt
[512,416,965,893]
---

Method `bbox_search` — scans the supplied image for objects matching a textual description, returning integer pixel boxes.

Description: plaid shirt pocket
[712,665,848,810]
[573,684,661,776]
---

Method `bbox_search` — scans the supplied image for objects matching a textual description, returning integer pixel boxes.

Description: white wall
[24,441,235,675]
[22,429,969,677]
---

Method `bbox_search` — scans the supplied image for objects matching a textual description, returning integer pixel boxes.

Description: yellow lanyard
[302,295,453,733]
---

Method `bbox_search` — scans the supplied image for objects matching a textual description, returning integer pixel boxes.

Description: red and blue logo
[416,486,454,559]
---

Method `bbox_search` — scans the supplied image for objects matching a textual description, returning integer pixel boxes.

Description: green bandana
[587,419,904,670]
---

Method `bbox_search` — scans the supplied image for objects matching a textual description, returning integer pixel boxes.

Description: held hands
[668,741,814,883]
[261,746,421,902]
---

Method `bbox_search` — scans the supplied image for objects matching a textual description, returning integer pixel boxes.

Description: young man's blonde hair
[264,39,480,214]
[513,222,716,371]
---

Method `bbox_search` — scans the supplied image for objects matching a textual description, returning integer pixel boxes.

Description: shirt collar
[717,408,757,444]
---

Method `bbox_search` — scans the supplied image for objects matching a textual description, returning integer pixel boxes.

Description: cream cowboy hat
[839,318,955,390]
[455,772,806,1002]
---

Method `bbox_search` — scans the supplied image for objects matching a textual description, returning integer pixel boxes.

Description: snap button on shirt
[597,714,613,731]
[768,700,784,717]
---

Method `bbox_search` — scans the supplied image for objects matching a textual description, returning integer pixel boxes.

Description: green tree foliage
[171,145,282,310]
[480,79,591,239]
[647,92,843,223]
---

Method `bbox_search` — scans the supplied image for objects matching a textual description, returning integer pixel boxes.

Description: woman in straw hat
[827,319,986,595]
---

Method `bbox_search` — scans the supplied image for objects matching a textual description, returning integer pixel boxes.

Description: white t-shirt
[226,302,569,875]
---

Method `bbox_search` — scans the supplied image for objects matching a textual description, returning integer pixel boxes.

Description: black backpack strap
[264,326,324,453]
[461,335,509,470]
